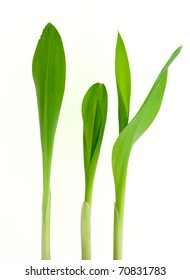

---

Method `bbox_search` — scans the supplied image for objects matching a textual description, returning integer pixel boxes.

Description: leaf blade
[115,32,131,133]
[82,83,108,203]
[32,23,66,158]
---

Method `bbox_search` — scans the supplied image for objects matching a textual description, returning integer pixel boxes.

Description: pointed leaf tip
[175,45,182,54]
[40,23,61,40]
[117,31,121,40]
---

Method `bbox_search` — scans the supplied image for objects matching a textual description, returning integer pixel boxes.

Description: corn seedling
[32,23,66,259]
[113,33,181,259]
[81,83,108,259]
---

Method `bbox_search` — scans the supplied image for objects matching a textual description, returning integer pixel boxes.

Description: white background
[0,0,189,268]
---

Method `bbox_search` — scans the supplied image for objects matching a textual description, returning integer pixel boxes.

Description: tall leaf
[32,23,66,259]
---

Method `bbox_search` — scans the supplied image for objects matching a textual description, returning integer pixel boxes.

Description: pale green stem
[113,203,123,260]
[81,201,91,260]
[81,174,94,260]
[114,187,125,260]
[42,189,51,259]
[42,154,52,260]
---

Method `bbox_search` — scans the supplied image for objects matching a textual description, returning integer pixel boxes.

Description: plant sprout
[81,83,108,259]
[32,23,66,259]
[113,33,182,259]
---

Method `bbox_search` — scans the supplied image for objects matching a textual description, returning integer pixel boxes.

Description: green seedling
[113,33,181,259]
[81,83,108,259]
[32,23,66,259]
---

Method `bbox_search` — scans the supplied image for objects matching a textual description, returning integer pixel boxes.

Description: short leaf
[81,83,108,259]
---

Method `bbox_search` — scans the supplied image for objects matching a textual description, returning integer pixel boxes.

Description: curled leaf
[81,83,107,260]
[82,83,108,203]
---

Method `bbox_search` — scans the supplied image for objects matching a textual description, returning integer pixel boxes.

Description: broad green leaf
[32,23,66,259]
[115,32,131,133]
[32,23,66,165]
[113,46,182,219]
[82,83,108,204]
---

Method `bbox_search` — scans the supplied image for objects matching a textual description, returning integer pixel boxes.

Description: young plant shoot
[81,83,108,259]
[32,23,66,259]
[113,33,181,259]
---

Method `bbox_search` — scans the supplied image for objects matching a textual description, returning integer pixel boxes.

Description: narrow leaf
[115,32,131,133]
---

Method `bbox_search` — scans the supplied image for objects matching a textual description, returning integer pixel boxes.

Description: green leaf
[81,83,108,259]
[112,46,182,259]
[82,83,108,204]
[115,32,131,133]
[32,23,66,259]
[32,23,66,163]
